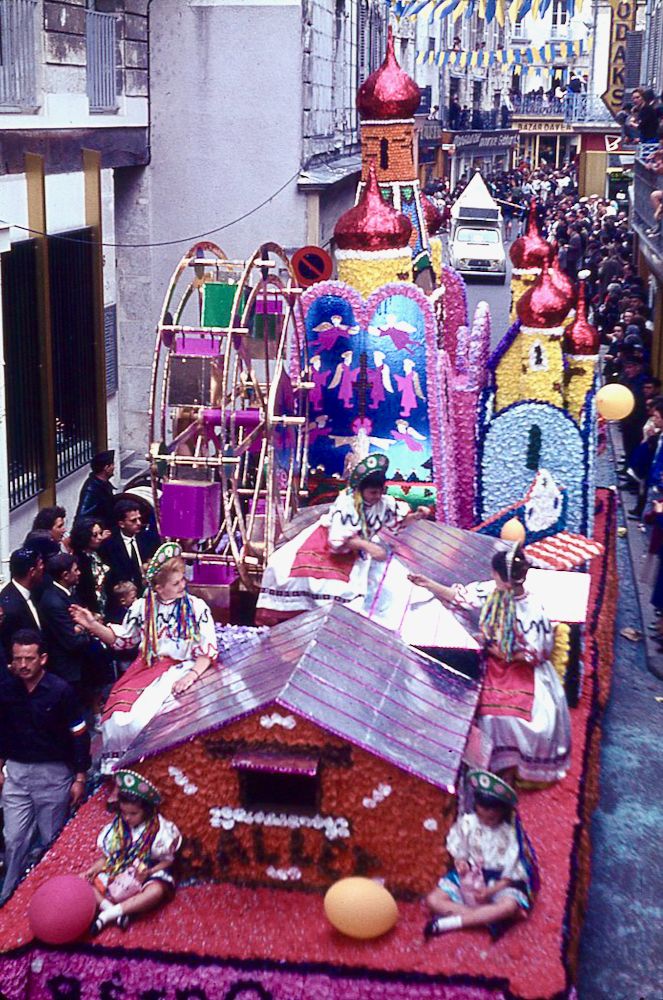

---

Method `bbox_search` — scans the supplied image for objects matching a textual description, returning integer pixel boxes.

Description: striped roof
[121,604,479,792]
[380,519,508,586]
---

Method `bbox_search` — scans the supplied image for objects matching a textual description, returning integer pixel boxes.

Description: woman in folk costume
[71,542,218,773]
[85,770,181,935]
[409,544,571,784]
[256,453,427,626]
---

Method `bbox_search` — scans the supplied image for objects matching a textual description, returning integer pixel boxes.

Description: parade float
[0,32,618,1000]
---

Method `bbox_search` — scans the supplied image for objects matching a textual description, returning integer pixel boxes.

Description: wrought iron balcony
[512,95,565,116]
[441,107,513,131]
[563,94,614,124]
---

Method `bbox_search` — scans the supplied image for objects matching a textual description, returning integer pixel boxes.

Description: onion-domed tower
[334,163,413,297]
[495,261,575,412]
[509,202,553,320]
[564,278,599,421]
[355,27,432,275]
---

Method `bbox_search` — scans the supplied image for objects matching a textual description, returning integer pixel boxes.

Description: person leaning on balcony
[630,88,661,143]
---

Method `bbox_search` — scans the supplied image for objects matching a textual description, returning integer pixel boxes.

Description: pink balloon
[28,875,97,944]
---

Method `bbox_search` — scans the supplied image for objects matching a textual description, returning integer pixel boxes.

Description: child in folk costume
[409,544,570,784]
[71,542,218,773]
[256,454,427,626]
[425,770,538,938]
[85,770,181,935]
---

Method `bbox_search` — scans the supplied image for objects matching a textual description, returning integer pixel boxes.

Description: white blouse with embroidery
[109,594,218,662]
[447,812,526,881]
[98,814,182,864]
[452,581,554,664]
[323,489,401,550]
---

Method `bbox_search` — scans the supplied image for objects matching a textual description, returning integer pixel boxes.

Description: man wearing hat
[74,451,116,530]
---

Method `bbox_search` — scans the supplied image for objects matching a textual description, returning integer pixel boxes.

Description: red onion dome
[549,251,574,302]
[422,194,443,235]
[517,261,575,329]
[509,201,553,269]
[357,26,421,121]
[564,280,599,355]
[334,163,412,252]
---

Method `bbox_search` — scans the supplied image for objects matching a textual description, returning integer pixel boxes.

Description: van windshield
[456,228,499,245]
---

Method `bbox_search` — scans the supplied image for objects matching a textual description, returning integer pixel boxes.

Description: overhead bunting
[393,0,584,24]
[416,38,587,67]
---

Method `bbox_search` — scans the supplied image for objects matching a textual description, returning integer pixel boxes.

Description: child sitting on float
[256,452,428,626]
[425,769,538,938]
[84,769,181,935]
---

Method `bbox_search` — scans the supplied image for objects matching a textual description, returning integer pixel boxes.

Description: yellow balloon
[324,877,398,940]
[595,383,635,421]
[500,517,526,543]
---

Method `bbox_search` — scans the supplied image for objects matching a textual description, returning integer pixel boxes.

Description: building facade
[0,0,149,568]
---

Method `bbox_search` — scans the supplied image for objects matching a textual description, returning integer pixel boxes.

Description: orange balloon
[500,517,526,543]
[324,877,398,939]
[595,383,634,421]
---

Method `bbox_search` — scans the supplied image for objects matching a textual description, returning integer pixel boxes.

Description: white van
[449,173,506,283]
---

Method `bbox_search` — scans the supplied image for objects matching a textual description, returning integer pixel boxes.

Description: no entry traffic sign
[292,246,333,287]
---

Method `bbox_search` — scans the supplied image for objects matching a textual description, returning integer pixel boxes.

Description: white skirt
[256,521,374,614]
[478,660,572,783]
[100,661,192,774]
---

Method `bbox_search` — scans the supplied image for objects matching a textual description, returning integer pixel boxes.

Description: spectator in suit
[69,518,110,616]
[0,629,90,904]
[0,549,44,665]
[29,505,67,550]
[74,450,116,529]
[38,554,95,700]
[101,500,158,619]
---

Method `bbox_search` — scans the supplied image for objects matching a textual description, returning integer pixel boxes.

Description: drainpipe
[0,224,12,582]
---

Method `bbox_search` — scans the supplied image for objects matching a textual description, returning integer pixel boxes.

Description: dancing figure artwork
[299,282,438,483]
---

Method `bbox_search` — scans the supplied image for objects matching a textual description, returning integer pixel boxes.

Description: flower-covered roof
[356,26,421,121]
[334,162,413,251]
[517,261,575,328]
[564,280,599,355]
[510,201,553,269]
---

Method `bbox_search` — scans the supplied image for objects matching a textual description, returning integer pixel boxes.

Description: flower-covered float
[0,32,619,1000]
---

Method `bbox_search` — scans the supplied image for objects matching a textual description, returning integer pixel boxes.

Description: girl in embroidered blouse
[256,453,428,626]
[84,770,181,935]
[424,769,538,938]
[71,542,218,773]
[409,543,571,785]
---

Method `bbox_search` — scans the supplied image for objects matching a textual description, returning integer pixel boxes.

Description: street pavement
[469,274,663,998]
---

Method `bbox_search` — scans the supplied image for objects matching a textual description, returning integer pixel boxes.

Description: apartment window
[48,230,98,479]
[552,0,568,27]
[86,9,118,112]
[1,240,45,509]
[428,36,436,54]
[0,0,38,110]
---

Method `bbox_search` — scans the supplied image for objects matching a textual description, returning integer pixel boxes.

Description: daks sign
[601,0,637,114]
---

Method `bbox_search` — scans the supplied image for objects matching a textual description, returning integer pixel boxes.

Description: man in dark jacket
[0,548,44,665]
[74,450,116,529]
[38,554,94,698]
[101,499,158,618]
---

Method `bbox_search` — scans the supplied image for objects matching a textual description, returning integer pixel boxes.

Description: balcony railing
[512,95,565,116]
[632,156,663,254]
[549,23,571,39]
[0,0,38,110]
[563,94,614,124]
[441,108,513,131]
[86,10,118,113]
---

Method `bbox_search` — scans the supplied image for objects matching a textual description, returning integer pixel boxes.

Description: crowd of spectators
[0,456,158,903]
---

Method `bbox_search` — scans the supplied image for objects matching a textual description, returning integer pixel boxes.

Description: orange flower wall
[139,709,456,899]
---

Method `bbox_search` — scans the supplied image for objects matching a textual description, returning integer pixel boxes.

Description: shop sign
[602,0,637,113]
[518,120,574,134]
[453,130,519,151]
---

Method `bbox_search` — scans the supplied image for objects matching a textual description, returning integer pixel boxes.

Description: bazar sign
[602,0,637,113]
[453,130,519,150]
[518,120,574,134]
